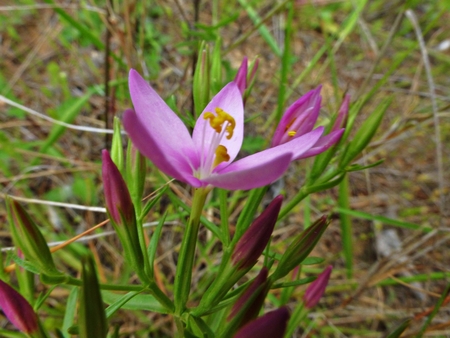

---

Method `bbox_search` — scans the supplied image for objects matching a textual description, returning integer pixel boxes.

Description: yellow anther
[288,131,297,137]
[213,145,230,167]
[203,107,236,139]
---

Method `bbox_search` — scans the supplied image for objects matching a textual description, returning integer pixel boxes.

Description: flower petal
[296,128,344,159]
[209,127,323,190]
[192,82,244,169]
[202,152,293,190]
[127,69,199,169]
[123,109,202,187]
[270,126,325,160]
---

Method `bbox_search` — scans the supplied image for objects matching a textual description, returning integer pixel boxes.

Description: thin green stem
[174,187,210,315]
[148,282,174,313]
[278,186,309,220]
[338,174,353,279]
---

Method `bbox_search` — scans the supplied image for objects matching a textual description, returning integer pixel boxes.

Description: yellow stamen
[213,145,230,167]
[203,107,236,139]
[288,131,297,137]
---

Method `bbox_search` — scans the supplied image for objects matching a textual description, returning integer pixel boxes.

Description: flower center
[199,107,236,173]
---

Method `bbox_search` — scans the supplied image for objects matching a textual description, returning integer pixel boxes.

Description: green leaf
[105,290,144,319]
[385,318,412,338]
[301,257,325,265]
[62,287,78,338]
[101,291,170,314]
[78,255,108,338]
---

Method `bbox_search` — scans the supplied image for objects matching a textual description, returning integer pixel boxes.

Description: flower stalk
[174,187,210,315]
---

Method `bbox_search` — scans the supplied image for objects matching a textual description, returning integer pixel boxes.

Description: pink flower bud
[331,94,350,133]
[234,306,290,338]
[232,196,283,270]
[228,267,269,327]
[234,57,259,99]
[0,280,38,334]
[304,265,332,308]
[102,149,135,225]
[234,57,248,96]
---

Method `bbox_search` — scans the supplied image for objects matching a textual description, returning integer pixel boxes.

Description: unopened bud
[0,279,39,334]
[273,216,329,280]
[234,306,290,338]
[304,265,332,308]
[6,197,58,275]
[232,196,283,270]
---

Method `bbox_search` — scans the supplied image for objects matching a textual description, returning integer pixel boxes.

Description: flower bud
[0,279,39,334]
[228,268,270,330]
[234,57,248,96]
[231,196,283,270]
[340,98,391,168]
[273,216,329,280]
[6,197,58,275]
[234,306,290,338]
[102,149,147,281]
[331,94,350,133]
[210,37,223,93]
[234,57,259,102]
[193,44,210,117]
[102,149,135,225]
[304,265,332,308]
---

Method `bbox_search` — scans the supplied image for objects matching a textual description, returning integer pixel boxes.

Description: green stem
[174,187,210,315]
[148,282,174,313]
[338,174,353,279]
[278,186,309,220]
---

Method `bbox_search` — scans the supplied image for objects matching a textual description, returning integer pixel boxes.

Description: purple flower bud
[234,306,290,338]
[331,95,350,133]
[304,265,332,308]
[234,57,259,99]
[232,196,283,270]
[102,149,135,225]
[228,267,269,327]
[0,280,38,333]
[234,57,248,96]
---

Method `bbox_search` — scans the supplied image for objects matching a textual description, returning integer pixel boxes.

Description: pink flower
[123,70,323,190]
[272,88,348,159]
